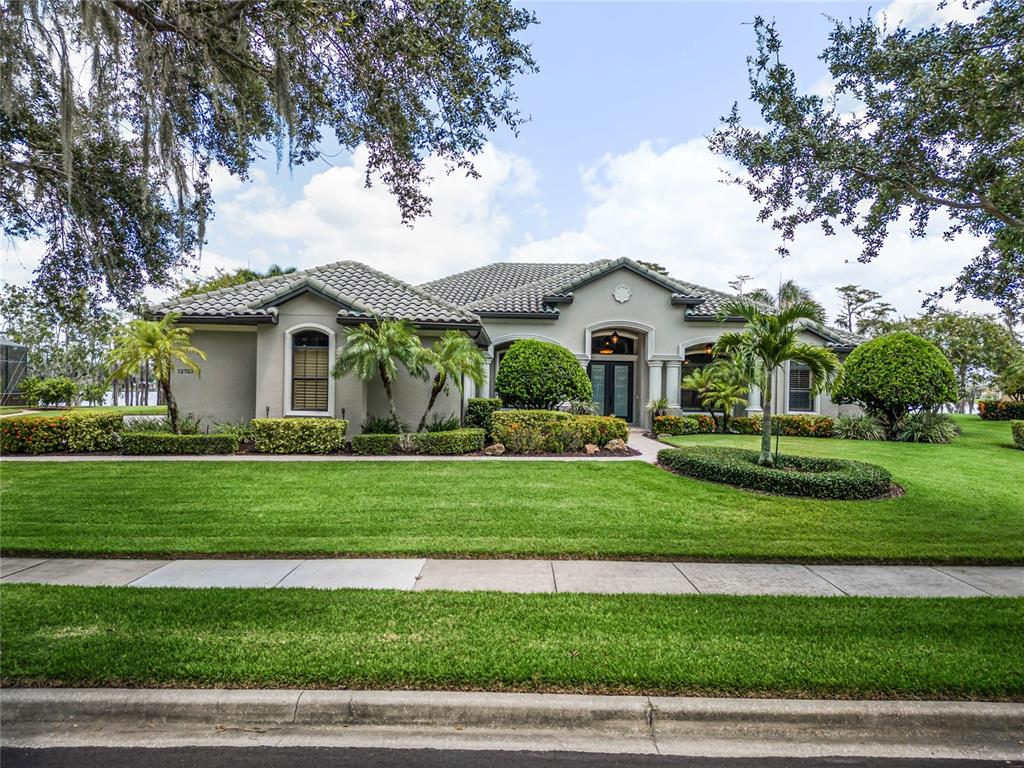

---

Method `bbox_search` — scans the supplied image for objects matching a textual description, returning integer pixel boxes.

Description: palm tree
[747,280,826,323]
[332,317,426,436]
[715,300,840,465]
[107,313,206,433]
[702,378,749,433]
[415,331,486,432]
[681,362,749,432]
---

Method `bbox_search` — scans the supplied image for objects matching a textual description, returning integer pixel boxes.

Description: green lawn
[2,584,1020,699]
[1,416,1020,562]
[14,405,167,418]
[0,406,27,415]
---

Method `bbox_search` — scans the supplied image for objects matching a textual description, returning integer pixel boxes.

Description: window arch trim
[283,323,336,417]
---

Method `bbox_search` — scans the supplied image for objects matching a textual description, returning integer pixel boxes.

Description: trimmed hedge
[464,397,503,437]
[491,409,628,453]
[494,339,592,409]
[0,412,123,455]
[252,418,348,454]
[730,414,835,438]
[1011,420,1024,450]
[654,414,716,435]
[413,428,485,455]
[657,446,893,500]
[121,432,240,455]
[979,400,1024,421]
[352,433,402,455]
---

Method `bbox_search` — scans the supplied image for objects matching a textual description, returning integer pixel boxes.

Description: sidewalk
[2,556,1021,596]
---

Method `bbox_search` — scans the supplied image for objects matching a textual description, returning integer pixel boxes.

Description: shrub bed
[352,433,402,455]
[413,428,485,455]
[67,413,124,452]
[464,397,503,437]
[491,409,629,453]
[1012,420,1024,450]
[1,412,123,454]
[978,400,1024,421]
[657,446,893,500]
[121,432,240,455]
[252,418,348,454]
[654,414,716,435]
[729,414,835,438]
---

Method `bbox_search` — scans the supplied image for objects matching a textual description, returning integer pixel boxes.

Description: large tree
[177,264,297,298]
[710,2,1024,319]
[1,1,537,318]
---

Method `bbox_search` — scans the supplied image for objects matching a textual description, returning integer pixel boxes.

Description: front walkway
[2,557,1020,597]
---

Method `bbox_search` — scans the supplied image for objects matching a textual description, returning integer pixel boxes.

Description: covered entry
[588,330,636,422]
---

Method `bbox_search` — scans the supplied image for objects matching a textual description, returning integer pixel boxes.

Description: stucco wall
[171,328,257,425]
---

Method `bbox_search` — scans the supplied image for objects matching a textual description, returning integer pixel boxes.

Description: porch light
[704,343,713,355]
[610,330,620,345]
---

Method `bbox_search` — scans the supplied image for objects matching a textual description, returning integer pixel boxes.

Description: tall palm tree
[416,331,486,432]
[332,317,425,435]
[715,300,840,465]
[748,280,826,323]
[107,313,206,433]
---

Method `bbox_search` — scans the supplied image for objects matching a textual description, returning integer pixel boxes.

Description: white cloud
[510,138,996,323]
[875,1,986,29]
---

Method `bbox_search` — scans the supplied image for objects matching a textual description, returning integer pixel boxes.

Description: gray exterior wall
[171,328,257,425]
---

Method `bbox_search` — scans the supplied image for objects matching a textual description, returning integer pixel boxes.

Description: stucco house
[150,257,862,428]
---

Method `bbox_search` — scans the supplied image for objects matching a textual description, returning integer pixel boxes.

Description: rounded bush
[832,332,957,436]
[495,339,592,409]
[657,446,893,500]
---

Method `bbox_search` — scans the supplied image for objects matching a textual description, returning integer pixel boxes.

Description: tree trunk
[161,378,179,433]
[379,363,402,435]
[759,368,774,466]
[416,374,445,432]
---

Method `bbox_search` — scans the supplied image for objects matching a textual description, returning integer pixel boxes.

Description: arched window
[291,329,329,412]
[591,331,635,356]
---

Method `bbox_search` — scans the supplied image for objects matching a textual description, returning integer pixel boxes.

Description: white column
[665,360,682,409]
[480,353,493,399]
[647,360,664,403]
[746,383,763,414]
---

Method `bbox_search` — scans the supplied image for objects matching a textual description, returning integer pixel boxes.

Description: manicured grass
[15,405,167,418]
[0,406,27,415]
[1,416,1020,563]
[1,584,1020,699]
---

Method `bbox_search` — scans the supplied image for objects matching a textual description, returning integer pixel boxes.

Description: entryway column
[665,360,682,408]
[647,360,664,404]
[746,383,763,414]
[480,352,493,399]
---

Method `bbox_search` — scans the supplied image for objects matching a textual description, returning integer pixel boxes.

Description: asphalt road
[3,748,1020,768]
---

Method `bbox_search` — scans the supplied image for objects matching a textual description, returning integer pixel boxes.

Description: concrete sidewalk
[2,556,1021,597]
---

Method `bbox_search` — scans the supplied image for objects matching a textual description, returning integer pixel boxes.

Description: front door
[589,361,633,422]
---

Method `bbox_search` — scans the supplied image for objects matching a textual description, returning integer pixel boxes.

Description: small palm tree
[681,362,749,432]
[715,300,840,465]
[702,378,749,433]
[332,317,426,436]
[107,312,206,433]
[748,280,826,323]
[416,331,486,432]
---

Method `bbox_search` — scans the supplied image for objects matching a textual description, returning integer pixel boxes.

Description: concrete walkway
[2,557,1021,597]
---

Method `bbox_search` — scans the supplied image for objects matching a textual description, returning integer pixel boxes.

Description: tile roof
[150,261,480,326]
[419,262,605,312]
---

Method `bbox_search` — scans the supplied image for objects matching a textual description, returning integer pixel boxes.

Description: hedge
[352,433,402,455]
[653,414,716,435]
[0,412,123,455]
[730,414,835,438]
[464,397,503,437]
[494,339,592,409]
[978,400,1024,421]
[491,409,628,453]
[1012,421,1024,450]
[121,432,240,455]
[251,418,348,454]
[413,428,486,455]
[657,446,893,500]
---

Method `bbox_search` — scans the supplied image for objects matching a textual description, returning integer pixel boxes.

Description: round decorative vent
[612,284,632,303]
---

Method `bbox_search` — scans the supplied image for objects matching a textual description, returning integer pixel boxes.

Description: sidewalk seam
[933,566,993,596]
[805,565,850,596]
[671,562,700,593]
[273,560,306,588]
[0,558,52,579]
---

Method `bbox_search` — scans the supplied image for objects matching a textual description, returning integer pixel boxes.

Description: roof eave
[475,310,560,320]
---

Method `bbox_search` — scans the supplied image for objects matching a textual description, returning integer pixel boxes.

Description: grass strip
[1,584,1021,700]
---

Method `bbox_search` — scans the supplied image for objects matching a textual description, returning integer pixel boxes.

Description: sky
[0,0,993,325]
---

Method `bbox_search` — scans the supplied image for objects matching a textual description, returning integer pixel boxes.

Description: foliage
[352,433,402,456]
[680,360,751,433]
[121,432,239,456]
[495,340,592,409]
[1012,420,1024,449]
[646,397,670,420]
[729,414,835,438]
[415,331,485,432]
[360,414,409,435]
[566,399,599,415]
[1,1,537,315]
[122,413,201,435]
[833,333,958,437]
[895,412,959,445]
[997,358,1024,401]
[251,418,348,455]
[20,375,77,407]
[211,420,255,446]
[832,414,884,441]
[334,318,425,434]
[833,285,895,336]
[715,299,840,464]
[653,414,716,436]
[107,313,205,433]
[978,400,1024,421]
[658,446,892,501]
[1,412,122,454]
[66,413,123,452]
[412,428,485,455]
[746,279,825,323]
[490,409,627,453]
[423,414,461,433]
[177,265,297,298]
[710,6,1024,317]
[464,397,503,437]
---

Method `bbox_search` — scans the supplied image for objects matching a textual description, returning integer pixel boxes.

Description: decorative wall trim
[283,322,336,418]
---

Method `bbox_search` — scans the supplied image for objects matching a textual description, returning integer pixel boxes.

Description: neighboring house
[150,257,862,428]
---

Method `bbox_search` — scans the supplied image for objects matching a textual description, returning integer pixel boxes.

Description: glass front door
[589,361,633,422]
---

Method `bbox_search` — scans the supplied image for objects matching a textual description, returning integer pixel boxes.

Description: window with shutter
[788,363,813,411]
[291,330,329,412]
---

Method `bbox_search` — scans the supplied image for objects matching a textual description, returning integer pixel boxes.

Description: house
[150,257,862,428]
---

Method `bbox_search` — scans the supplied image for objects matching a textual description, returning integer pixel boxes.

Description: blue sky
[1,1,991,322]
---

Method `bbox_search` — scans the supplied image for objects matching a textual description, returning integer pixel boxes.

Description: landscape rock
[484,443,506,456]
[584,443,600,455]
[605,438,628,453]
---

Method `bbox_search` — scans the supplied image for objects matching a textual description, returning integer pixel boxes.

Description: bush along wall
[491,409,629,453]
[464,397,503,437]
[252,418,349,454]
[1011,420,1024,450]
[653,414,716,435]
[730,414,835,438]
[121,432,240,455]
[352,433,402,455]
[1,413,123,455]
[413,428,486,455]
[978,400,1024,421]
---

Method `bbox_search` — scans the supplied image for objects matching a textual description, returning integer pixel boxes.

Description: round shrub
[657,446,893,500]
[832,332,957,437]
[1011,420,1024,450]
[495,339,592,409]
